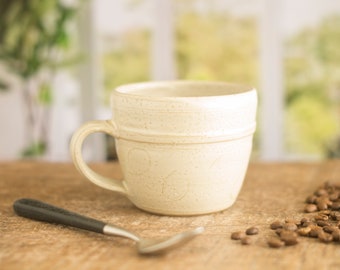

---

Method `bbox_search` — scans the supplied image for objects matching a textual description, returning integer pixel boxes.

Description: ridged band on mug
[114,122,256,144]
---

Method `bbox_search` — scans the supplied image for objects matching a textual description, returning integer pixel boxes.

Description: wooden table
[1,161,340,270]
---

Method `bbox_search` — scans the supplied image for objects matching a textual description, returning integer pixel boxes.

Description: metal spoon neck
[103,224,140,242]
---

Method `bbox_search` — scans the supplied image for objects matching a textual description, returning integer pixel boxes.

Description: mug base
[134,202,235,216]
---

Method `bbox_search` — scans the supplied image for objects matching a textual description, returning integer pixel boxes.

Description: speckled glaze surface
[70,81,257,216]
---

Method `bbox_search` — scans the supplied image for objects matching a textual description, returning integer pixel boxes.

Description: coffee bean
[317,200,328,211]
[300,217,311,224]
[329,192,339,201]
[309,226,323,238]
[329,211,338,220]
[297,227,311,236]
[332,212,340,221]
[283,222,298,231]
[318,232,333,243]
[241,236,252,245]
[275,228,283,236]
[319,210,331,216]
[270,221,283,230]
[285,218,299,224]
[246,227,259,235]
[306,195,317,204]
[323,225,338,234]
[314,188,328,196]
[305,204,318,213]
[325,198,333,206]
[267,237,284,248]
[314,214,329,221]
[280,230,297,237]
[280,231,299,246]
[231,231,244,240]
[332,229,340,241]
[330,202,340,210]
[316,220,330,227]
[301,221,314,228]
[281,237,299,246]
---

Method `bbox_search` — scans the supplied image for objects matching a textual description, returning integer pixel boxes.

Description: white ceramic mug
[70,81,257,216]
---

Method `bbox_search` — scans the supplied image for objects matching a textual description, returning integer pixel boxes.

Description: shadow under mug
[70,81,257,216]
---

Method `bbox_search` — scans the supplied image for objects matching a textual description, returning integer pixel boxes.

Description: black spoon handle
[13,198,106,233]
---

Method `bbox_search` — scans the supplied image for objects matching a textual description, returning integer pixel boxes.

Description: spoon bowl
[137,226,204,254]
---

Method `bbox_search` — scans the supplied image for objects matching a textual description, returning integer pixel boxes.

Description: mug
[70,81,257,216]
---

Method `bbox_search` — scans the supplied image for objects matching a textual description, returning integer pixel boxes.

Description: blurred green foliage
[101,9,259,97]
[102,30,151,104]
[101,3,339,159]
[21,141,46,158]
[38,83,53,105]
[0,0,80,81]
[285,15,340,158]
[175,12,258,86]
[0,0,82,157]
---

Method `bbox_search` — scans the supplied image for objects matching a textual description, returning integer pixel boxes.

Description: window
[284,10,340,159]
[1,0,339,161]
[85,0,340,161]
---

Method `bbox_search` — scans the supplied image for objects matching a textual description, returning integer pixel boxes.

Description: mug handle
[70,120,127,195]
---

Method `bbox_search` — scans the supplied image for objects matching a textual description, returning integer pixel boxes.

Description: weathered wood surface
[1,161,340,270]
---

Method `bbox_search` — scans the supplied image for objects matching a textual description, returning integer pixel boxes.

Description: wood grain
[1,161,340,270]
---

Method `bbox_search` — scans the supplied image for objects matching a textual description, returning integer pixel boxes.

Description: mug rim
[113,80,255,100]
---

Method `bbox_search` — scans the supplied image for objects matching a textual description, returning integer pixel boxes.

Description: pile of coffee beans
[304,181,340,213]
[230,181,340,248]
[266,181,340,248]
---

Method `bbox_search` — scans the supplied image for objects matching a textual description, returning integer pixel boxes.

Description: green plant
[175,11,258,85]
[0,0,82,157]
[284,15,340,158]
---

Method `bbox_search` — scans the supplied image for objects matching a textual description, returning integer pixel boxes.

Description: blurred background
[0,0,339,162]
